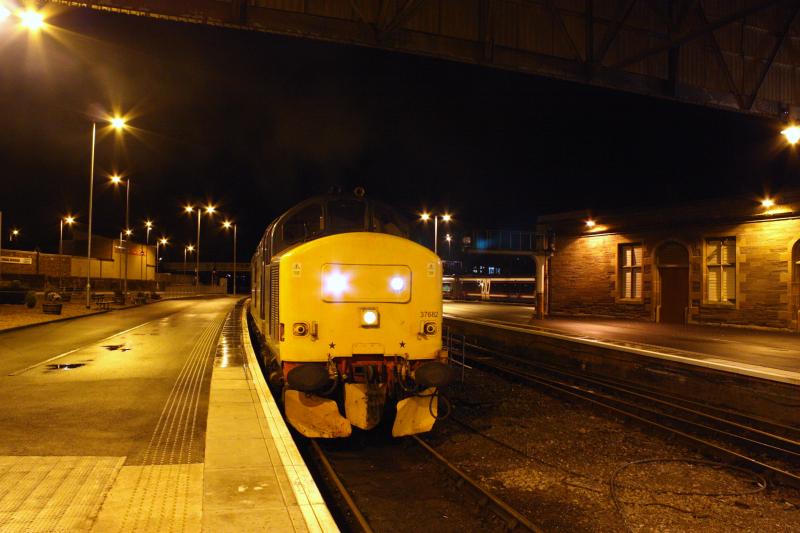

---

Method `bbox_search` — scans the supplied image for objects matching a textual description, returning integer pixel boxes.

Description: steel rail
[464,341,800,450]
[410,435,544,533]
[456,346,800,488]
[309,440,375,533]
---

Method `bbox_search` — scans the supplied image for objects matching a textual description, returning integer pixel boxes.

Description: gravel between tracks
[424,366,800,532]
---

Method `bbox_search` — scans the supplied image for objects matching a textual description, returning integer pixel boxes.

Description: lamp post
[110,175,131,297]
[86,116,128,308]
[60,216,76,289]
[155,237,167,290]
[184,204,215,288]
[143,220,153,283]
[222,220,237,295]
[420,212,452,256]
[184,244,195,280]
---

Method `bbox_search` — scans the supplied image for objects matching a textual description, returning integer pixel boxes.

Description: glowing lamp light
[390,276,405,292]
[585,219,596,229]
[222,220,232,229]
[420,212,431,222]
[184,205,194,214]
[205,205,216,214]
[124,229,133,236]
[761,198,775,209]
[110,117,127,130]
[64,216,75,225]
[781,126,800,145]
[1,6,11,21]
[361,309,379,327]
[441,214,452,222]
[19,9,44,31]
[145,220,153,228]
[159,238,168,245]
[323,271,349,298]
[110,175,122,184]
[186,245,195,252]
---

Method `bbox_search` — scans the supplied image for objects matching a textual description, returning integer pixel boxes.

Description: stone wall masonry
[550,218,800,330]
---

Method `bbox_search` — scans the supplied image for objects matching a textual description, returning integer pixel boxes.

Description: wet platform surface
[444,302,800,381]
[0,297,334,532]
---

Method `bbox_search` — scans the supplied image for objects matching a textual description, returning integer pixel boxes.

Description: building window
[706,238,736,304]
[619,244,643,300]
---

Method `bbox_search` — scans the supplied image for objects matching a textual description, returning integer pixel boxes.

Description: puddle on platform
[102,344,130,351]
[46,363,86,371]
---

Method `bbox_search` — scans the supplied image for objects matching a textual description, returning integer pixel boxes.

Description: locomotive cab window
[371,202,409,237]
[277,203,324,253]
[328,199,366,233]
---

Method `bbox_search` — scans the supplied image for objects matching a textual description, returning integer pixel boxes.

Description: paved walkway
[0,298,335,532]
[444,302,800,382]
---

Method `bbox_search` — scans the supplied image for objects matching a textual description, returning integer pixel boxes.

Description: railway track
[307,432,543,533]
[447,337,800,489]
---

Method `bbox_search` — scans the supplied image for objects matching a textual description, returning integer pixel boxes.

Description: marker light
[323,271,349,298]
[761,198,775,209]
[361,308,379,327]
[585,219,596,229]
[390,276,405,292]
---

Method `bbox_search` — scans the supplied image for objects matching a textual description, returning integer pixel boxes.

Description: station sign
[0,256,33,265]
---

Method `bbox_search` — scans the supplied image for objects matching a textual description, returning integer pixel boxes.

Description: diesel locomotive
[249,191,452,438]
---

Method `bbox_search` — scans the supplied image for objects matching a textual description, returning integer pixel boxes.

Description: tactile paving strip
[0,456,124,533]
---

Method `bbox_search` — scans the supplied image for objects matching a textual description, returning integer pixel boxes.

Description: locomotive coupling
[414,361,454,388]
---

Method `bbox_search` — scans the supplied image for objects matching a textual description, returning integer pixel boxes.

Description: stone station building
[539,192,800,331]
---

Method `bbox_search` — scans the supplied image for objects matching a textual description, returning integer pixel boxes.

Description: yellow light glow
[0,6,11,21]
[585,219,596,228]
[110,117,127,130]
[445,234,452,242]
[441,214,452,222]
[110,175,122,184]
[186,245,195,252]
[184,205,194,214]
[761,198,775,209]
[11,229,19,236]
[420,212,431,222]
[64,216,75,225]
[222,220,232,229]
[145,220,153,228]
[159,237,168,245]
[18,9,44,31]
[124,229,133,236]
[205,205,216,214]
[781,125,800,145]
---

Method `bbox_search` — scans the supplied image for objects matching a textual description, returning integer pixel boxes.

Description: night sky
[1,5,796,262]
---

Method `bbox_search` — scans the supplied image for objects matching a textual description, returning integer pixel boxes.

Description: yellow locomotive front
[250,193,452,438]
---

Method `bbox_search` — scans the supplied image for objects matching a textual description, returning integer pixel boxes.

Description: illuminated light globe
[362,310,378,326]
[19,9,44,31]
[0,6,11,21]
[781,126,800,145]
[390,276,405,292]
[323,271,349,297]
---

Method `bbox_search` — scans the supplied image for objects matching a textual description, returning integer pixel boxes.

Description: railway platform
[0,297,335,532]
[444,302,800,384]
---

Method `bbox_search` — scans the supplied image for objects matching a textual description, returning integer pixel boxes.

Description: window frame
[617,242,644,303]
[703,236,737,307]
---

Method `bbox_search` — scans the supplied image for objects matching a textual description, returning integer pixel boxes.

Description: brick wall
[549,219,800,330]
[0,250,70,277]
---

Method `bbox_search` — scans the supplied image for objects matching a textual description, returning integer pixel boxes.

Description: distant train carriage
[250,191,452,438]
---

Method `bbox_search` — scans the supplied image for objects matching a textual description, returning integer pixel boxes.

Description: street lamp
[143,220,153,282]
[85,115,128,308]
[9,229,19,243]
[184,204,216,288]
[59,216,76,289]
[18,9,44,31]
[445,233,452,258]
[110,175,132,297]
[419,211,452,256]
[782,125,800,145]
[222,219,237,295]
[156,237,168,274]
[184,244,195,279]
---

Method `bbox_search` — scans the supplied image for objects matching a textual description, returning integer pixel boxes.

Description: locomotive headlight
[323,271,349,298]
[361,308,379,328]
[389,276,405,292]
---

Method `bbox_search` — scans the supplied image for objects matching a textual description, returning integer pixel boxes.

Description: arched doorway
[793,240,800,330]
[657,242,689,324]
